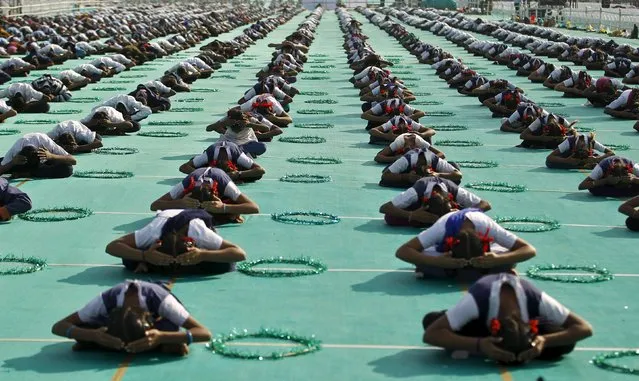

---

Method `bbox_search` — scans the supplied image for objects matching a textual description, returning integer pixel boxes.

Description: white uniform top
[0,83,43,102]
[99,95,152,122]
[0,58,31,70]
[240,95,285,116]
[389,133,431,153]
[81,106,126,124]
[47,120,96,144]
[73,64,103,75]
[1,133,69,165]
[57,70,88,83]
[90,57,126,73]
[144,80,173,96]
[588,161,639,180]
[0,99,11,113]
[606,89,633,110]
[386,149,457,174]
[134,209,223,250]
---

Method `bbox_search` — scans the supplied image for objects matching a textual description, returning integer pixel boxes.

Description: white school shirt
[99,95,152,122]
[0,58,30,70]
[134,209,224,250]
[77,280,190,328]
[528,114,569,133]
[73,64,103,76]
[90,57,126,73]
[242,86,287,102]
[57,70,87,83]
[417,211,518,255]
[1,133,69,165]
[0,83,43,102]
[184,57,212,71]
[240,95,285,116]
[557,137,606,154]
[561,72,581,87]
[80,106,126,124]
[380,116,424,132]
[47,120,96,144]
[144,80,173,96]
[606,90,632,110]
[389,133,430,153]
[107,54,133,65]
[589,161,639,180]
[392,182,481,210]
[168,169,241,201]
[446,273,571,331]
[0,99,11,113]
[386,150,456,174]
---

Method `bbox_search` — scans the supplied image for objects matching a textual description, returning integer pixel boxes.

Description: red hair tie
[181,236,195,244]
[477,228,494,253]
[447,193,460,209]
[490,318,501,336]
[211,180,219,198]
[443,236,460,252]
[529,319,539,335]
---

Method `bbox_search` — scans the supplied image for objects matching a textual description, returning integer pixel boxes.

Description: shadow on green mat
[351,272,460,297]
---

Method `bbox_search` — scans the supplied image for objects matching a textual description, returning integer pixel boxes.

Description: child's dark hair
[15,146,39,171]
[424,191,452,217]
[626,217,639,231]
[494,314,534,364]
[450,231,484,260]
[106,306,153,344]
[158,225,191,257]
[189,184,214,203]
[54,132,77,152]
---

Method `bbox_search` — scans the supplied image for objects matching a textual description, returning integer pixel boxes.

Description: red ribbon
[529,319,539,335]
[490,318,501,336]
[477,228,494,253]
[443,236,460,252]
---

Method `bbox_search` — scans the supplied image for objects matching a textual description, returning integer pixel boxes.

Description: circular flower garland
[302,76,329,80]
[426,111,456,117]
[391,71,413,74]
[432,125,468,131]
[592,351,639,374]
[93,87,127,91]
[297,109,334,115]
[494,216,560,232]
[48,109,82,115]
[234,63,253,67]
[404,83,417,87]
[169,107,204,112]
[148,120,193,126]
[120,74,146,78]
[304,99,338,104]
[73,170,134,179]
[131,67,155,71]
[457,160,498,168]
[137,130,188,138]
[309,65,335,69]
[271,211,340,225]
[527,264,613,283]
[68,97,100,103]
[299,91,328,96]
[411,100,443,106]
[213,75,237,79]
[218,69,240,73]
[413,92,432,96]
[401,77,420,81]
[19,207,93,222]
[208,328,321,360]
[294,123,334,129]
[436,140,483,147]
[280,174,331,183]
[287,156,342,165]
[93,147,139,155]
[0,255,47,275]
[192,88,220,93]
[0,129,21,136]
[537,102,566,108]
[604,143,630,151]
[237,257,328,277]
[107,80,135,84]
[279,136,326,144]
[465,182,527,193]
[174,98,204,103]
[575,126,595,132]
[303,70,328,74]
[15,119,59,125]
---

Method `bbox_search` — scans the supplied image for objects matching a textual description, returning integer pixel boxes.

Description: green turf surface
[1,10,638,381]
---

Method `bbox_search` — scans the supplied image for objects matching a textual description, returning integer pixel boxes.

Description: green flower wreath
[192,88,220,93]
[120,74,147,79]
[301,76,329,80]
[592,351,639,374]
[73,170,134,179]
[413,92,432,96]
[169,107,204,112]
[234,64,253,67]
[537,102,566,108]
[237,257,328,277]
[92,87,127,91]
[603,143,630,151]
[299,91,328,96]
[271,211,340,225]
[391,71,413,75]
[0,255,47,275]
[280,174,331,183]
[304,99,338,104]
[426,111,455,117]
[297,109,334,115]
[15,119,59,125]
[465,182,527,193]
[287,157,341,165]
[148,120,193,126]
[208,328,321,360]
[436,140,483,147]
[19,207,93,222]
[137,131,189,138]
[309,65,335,69]
[494,216,560,232]
[574,126,595,133]
[294,123,334,129]
[279,136,326,144]
[107,80,135,84]
[48,109,82,115]
[401,77,420,81]
[218,69,240,73]
[174,98,204,103]
[213,75,237,79]
[68,97,101,103]
[527,264,613,283]
[411,100,443,106]
[456,160,498,168]
[93,147,139,155]
[432,125,468,131]
[0,129,21,136]
[131,67,155,71]
[303,70,328,74]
